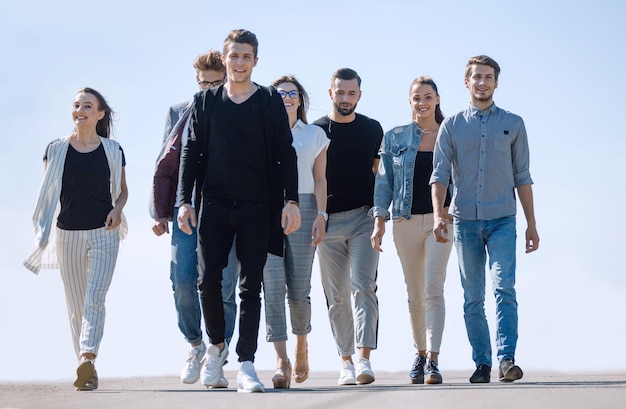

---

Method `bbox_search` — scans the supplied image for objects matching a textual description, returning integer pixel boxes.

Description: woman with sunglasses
[263,75,330,388]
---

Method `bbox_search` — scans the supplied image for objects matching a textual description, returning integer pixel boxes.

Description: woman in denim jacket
[369,76,452,385]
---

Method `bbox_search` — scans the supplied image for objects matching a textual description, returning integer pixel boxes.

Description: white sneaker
[237,361,265,393]
[210,369,229,389]
[201,342,229,388]
[180,342,206,384]
[338,360,356,385]
[355,357,375,385]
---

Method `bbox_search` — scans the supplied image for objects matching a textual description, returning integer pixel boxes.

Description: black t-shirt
[313,114,383,213]
[203,89,270,201]
[411,151,451,214]
[52,143,125,230]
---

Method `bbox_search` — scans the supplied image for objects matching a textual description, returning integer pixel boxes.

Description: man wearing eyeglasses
[150,49,236,388]
[313,68,383,386]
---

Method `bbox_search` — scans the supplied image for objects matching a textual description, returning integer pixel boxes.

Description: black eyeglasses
[278,90,300,99]
[198,78,225,88]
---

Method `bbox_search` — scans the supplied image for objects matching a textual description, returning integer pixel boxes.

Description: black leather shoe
[469,364,491,383]
[409,354,426,384]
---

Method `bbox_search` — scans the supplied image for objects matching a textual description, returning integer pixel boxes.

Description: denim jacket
[369,122,424,221]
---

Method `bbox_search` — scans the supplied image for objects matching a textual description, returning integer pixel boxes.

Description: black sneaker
[424,359,442,384]
[469,364,491,383]
[499,358,523,382]
[409,354,426,384]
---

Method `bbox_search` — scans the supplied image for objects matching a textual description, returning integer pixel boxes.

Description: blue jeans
[171,208,238,345]
[453,216,518,367]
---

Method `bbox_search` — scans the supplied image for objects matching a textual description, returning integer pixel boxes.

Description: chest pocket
[390,144,407,168]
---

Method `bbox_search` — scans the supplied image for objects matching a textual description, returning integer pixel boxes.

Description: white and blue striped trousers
[56,226,120,359]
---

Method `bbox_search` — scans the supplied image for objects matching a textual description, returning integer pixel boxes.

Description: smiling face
[72,91,104,129]
[276,81,301,121]
[410,83,439,121]
[465,63,498,108]
[222,42,258,85]
[330,77,361,118]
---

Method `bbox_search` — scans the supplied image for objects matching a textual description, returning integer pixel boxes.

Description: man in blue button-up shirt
[430,55,539,384]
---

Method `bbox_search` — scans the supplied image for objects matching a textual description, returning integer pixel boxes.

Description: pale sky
[1,0,625,382]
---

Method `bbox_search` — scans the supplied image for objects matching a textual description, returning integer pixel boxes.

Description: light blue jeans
[453,215,518,367]
[317,206,380,357]
[263,194,317,342]
[171,209,238,345]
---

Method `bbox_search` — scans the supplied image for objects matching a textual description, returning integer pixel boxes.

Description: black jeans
[197,198,271,362]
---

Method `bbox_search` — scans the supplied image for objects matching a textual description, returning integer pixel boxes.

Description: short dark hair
[193,50,225,73]
[223,29,259,58]
[271,75,310,124]
[331,67,361,87]
[77,87,114,138]
[465,55,501,81]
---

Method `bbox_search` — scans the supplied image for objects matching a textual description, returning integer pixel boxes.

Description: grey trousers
[317,206,380,357]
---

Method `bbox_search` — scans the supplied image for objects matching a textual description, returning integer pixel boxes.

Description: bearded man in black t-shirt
[312,68,383,386]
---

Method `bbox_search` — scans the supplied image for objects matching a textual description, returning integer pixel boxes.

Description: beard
[333,101,357,116]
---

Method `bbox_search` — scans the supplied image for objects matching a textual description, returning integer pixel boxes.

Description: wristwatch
[317,210,328,221]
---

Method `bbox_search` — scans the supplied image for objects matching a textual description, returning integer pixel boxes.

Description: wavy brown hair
[77,87,114,138]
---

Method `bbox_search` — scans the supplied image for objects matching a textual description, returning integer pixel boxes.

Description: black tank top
[410,151,451,214]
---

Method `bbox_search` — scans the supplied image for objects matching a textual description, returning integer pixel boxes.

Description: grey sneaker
[201,342,229,388]
[499,358,523,382]
[338,361,356,385]
[237,361,264,393]
[181,342,206,384]
[424,359,442,384]
[355,358,375,385]
[409,354,426,384]
[74,357,96,390]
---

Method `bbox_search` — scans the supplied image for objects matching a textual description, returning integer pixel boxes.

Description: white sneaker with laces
[237,361,265,393]
[201,342,229,388]
[338,360,356,385]
[181,342,206,384]
[355,357,375,385]
[210,369,229,389]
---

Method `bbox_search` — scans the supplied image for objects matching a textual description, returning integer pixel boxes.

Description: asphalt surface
[2,370,625,409]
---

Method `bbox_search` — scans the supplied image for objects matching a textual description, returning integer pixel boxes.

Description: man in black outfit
[177,29,300,393]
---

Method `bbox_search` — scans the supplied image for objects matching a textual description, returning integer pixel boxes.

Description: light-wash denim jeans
[392,213,453,353]
[171,208,238,345]
[263,194,317,342]
[453,215,518,367]
[317,206,380,357]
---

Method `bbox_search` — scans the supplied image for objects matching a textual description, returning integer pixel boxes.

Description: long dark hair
[271,75,310,124]
[410,76,444,124]
[77,87,114,138]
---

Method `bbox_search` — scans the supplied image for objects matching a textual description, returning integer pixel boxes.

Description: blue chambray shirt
[430,103,533,221]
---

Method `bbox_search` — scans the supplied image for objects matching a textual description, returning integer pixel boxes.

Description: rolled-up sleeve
[430,119,453,187]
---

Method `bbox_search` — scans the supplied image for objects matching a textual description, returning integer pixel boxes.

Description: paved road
[2,371,625,409]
